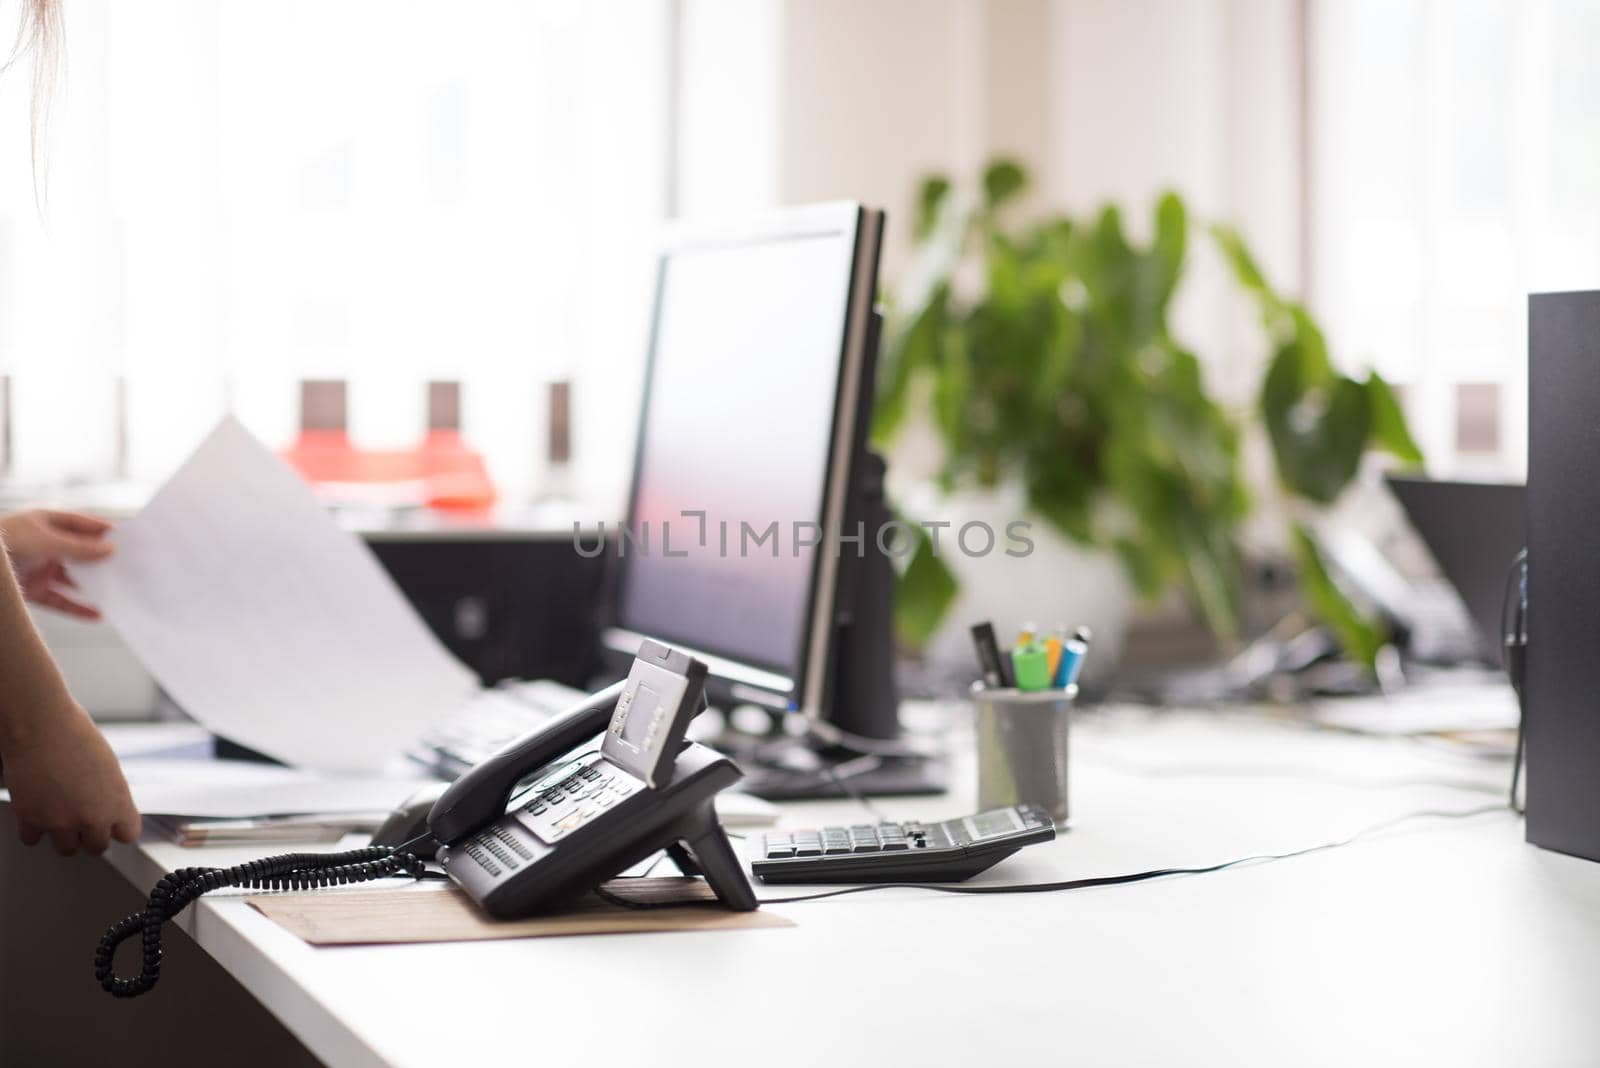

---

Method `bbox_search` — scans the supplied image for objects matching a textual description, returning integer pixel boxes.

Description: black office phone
[431,641,756,918]
[96,641,755,998]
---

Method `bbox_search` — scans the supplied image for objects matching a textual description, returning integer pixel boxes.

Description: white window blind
[1311,0,1600,478]
[0,0,669,512]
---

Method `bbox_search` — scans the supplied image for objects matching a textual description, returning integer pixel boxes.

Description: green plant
[877,159,1420,667]
[1211,225,1423,665]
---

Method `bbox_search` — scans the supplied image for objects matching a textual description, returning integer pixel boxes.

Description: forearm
[0,533,77,753]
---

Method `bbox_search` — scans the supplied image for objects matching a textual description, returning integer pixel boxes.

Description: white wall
[753,0,1307,397]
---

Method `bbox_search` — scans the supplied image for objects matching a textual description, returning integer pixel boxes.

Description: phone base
[442,741,759,919]
[660,800,758,911]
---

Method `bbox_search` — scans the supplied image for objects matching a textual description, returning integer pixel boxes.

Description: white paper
[1309,682,1519,735]
[73,418,479,772]
[120,760,433,819]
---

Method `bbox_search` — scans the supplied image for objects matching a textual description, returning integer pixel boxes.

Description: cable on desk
[819,757,890,824]
[751,803,1510,906]
[94,847,426,999]
[1501,547,1529,815]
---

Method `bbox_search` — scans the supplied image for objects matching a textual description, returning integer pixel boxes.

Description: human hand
[3,704,140,854]
[0,509,114,620]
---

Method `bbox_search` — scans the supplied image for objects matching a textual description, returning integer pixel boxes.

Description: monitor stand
[732,450,948,802]
[732,746,949,801]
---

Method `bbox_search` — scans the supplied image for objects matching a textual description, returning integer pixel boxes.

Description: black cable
[1502,547,1529,814]
[387,829,437,856]
[755,803,1509,905]
[588,803,1507,911]
[819,759,890,823]
[94,846,425,999]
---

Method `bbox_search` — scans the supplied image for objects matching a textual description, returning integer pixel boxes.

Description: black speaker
[1525,290,1600,862]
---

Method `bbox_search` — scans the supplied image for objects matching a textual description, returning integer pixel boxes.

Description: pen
[1011,645,1052,691]
[1011,622,1052,692]
[970,621,1011,689]
[1044,624,1066,681]
[1052,625,1092,689]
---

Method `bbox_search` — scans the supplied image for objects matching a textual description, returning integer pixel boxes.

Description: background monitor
[1386,475,1525,667]
[602,202,885,728]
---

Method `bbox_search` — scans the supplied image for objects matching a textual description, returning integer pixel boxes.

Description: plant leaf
[1210,223,1274,306]
[1260,343,1370,503]
[1289,522,1387,672]
[982,158,1027,210]
[873,283,949,445]
[915,175,953,240]
[1150,192,1187,312]
[1365,371,1424,465]
[894,525,960,652]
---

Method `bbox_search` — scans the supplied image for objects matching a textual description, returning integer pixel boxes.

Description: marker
[1052,625,1092,689]
[1011,639,1052,692]
[1044,624,1066,680]
[970,621,1011,689]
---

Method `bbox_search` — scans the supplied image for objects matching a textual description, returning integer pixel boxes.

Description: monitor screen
[614,216,863,689]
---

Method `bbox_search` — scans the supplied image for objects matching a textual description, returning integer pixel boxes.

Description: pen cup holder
[972,683,1076,825]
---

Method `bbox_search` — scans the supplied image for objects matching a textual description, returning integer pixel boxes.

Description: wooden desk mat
[247,877,792,946]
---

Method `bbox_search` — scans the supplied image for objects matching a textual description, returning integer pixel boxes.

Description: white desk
[5,705,1599,1067]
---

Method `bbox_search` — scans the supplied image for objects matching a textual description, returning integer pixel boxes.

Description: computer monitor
[600,202,906,757]
[1386,475,1525,667]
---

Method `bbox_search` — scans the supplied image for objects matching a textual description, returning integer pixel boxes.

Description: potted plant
[876,159,1421,676]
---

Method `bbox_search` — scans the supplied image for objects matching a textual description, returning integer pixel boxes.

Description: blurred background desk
[3,701,1595,1068]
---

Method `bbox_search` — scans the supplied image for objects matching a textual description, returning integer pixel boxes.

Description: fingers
[43,510,113,537]
[48,532,114,563]
[112,813,142,844]
[40,512,114,562]
[80,824,113,854]
[16,817,128,853]
[31,586,102,620]
[49,827,83,856]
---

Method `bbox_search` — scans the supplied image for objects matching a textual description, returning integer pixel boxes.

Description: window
[0,0,669,513]
[1311,0,1600,478]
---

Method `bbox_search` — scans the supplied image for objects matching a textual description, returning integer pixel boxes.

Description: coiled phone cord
[95,846,425,998]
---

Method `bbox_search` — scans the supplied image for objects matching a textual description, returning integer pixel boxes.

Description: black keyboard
[751,804,1056,883]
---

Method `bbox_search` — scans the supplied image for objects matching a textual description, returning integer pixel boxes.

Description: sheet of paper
[119,759,434,818]
[1309,681,1519,735]
[73,417,479,772]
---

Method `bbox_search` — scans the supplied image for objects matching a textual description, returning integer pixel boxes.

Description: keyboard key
[765,845,795,859]
[794,844,822,857]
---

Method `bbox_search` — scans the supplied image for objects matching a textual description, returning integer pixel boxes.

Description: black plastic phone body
[428,641,755,918]
[438,741,754,917]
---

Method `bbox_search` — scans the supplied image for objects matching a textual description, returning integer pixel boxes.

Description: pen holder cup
[973,683,1076,825]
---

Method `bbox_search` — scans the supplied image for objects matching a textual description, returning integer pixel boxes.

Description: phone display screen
[619,683,661,748]
[602,658,693,787]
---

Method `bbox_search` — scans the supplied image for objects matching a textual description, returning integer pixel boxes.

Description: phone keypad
[517,758,643,844]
